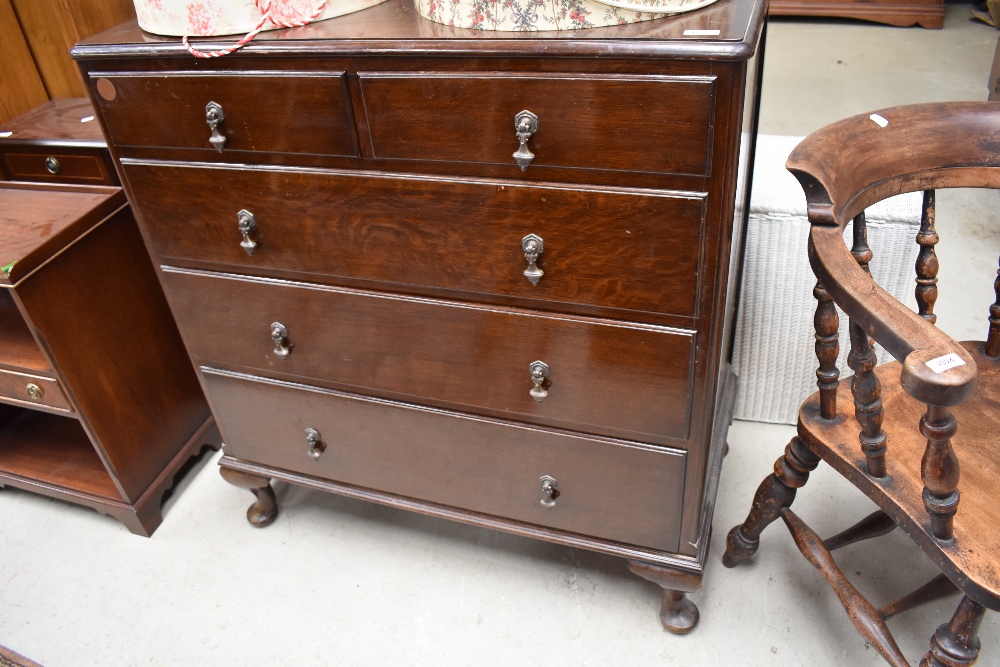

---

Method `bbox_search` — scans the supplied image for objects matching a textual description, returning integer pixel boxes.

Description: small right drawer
[0,369,73,413]
[358,72,717,177]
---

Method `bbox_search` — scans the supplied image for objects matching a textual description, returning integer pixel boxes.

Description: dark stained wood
[0,182,124,285]
[206,368,687,552]
[72,0,767,60]
[813,279,840,419]
[0,289,49,373]
[781,508,910,667]
[124,161,706,320]
[359,72,714,176]
[920,404,960,542]
[849,318,887,477]
[627,560,702,634]
[823,510,896,552]
[15,205,211,503]
[915,190,939,325]
[922,596,988,667]
[0,99,106,144]
[722,435,821,567]
[164,268,695,443]
[219,467,278,527]
[0,369,72,413]
[92,72,357,158]
[987,256,1000,358]
[9,0,136,99]
[879,574,958,620]
[0,408,119,500]
[769,0,944,29]
[0,0,48,126]
[797,345,1000,610]
[2,151,113,185]
[77,0,763,625]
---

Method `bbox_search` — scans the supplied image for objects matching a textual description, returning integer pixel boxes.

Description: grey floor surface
[2,4,999,666]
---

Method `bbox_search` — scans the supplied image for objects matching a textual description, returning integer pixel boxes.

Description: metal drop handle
[529,360,550,403]
[540,475,559,508]
[522,234,544,286]
[238,209,257,256]
[206,101,226,152]
[513,110,538,170]
[271,322,292,358]
[305,428,325,460]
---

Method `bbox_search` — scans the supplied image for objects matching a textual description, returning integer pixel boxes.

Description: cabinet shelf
[0,289,50,373]
[0,407,119,501]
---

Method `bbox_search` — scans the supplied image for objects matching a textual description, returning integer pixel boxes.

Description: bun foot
[660,589,700,634]
[220,467,279,527]
[722,524,759,568]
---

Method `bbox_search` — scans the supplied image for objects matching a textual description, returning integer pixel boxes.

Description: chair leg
[921,596,987,667]
[723,435,820,567]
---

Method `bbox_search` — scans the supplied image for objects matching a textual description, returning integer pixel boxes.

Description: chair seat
[798,340,1000,611]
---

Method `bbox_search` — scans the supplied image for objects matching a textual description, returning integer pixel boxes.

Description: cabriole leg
[627,560,701,635]
[220,467,278,527]
[723,435,820,567]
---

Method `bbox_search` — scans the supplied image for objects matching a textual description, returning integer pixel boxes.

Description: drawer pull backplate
[529,360,550,403]
[521,234,544,286]
[539,475,559,508]
[271,322,292,359]
[205,101,226,152]
[513,110,538,171]
[238,209,257,256]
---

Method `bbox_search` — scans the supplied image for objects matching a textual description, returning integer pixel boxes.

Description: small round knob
[25,383,43,400]
[44,157,61,175]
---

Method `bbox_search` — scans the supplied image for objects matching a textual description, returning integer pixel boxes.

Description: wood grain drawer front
[0,370,72,412]
[205,369,686,552]
[164,269,695,442]
[359,73,716,177]
[2,150,115,185]
[90,72,357,158]
[125,162,705,318]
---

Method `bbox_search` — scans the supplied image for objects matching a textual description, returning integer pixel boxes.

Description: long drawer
[163,268,696,443]
[0,369,72,413]
[204,368,687,552]
[125,161,706,319]
[89,72,357,158]
[358,72,716,177]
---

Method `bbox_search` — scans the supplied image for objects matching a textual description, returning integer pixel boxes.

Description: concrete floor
[1,4,999,666]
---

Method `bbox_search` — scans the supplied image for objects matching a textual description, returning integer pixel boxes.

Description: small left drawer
[1,148,117,185]
[89,71,358,159]
[0,369,73,413]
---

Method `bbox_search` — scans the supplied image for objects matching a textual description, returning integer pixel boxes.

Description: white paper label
[80,116,95,123]
[870,114,889,128]
[926,353,966,373]
[0,131,12,138]
[683,29,721,35]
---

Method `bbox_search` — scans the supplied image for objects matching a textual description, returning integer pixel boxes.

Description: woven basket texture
[733,135,922,424]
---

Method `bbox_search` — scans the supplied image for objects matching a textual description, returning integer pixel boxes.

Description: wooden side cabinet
[0,101,216,536]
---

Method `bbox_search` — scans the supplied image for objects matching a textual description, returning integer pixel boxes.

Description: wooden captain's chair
[722,102,1000,667]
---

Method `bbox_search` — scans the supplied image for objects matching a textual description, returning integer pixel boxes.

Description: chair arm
[809,225,976,407]
[785,102,1000,407]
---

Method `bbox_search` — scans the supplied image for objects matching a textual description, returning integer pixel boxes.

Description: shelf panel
[0,289,50,373]
[0,407,120,501]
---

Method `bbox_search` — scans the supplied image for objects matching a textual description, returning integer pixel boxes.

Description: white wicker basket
[732,135,922,424]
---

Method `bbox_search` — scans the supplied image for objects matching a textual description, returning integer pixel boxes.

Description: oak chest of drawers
[75,0,764,631]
